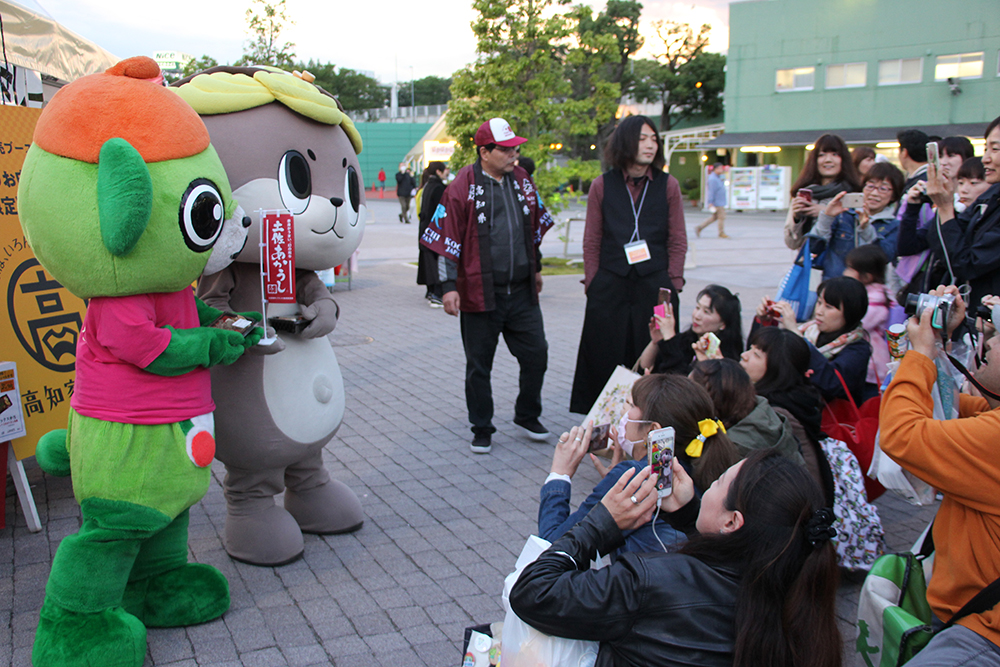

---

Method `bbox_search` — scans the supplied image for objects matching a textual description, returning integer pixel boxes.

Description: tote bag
[776,237,823,321]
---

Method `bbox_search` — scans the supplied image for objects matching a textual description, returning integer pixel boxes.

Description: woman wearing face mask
[537,374,740,556]
[512,449,842,667]
[784,134,861,250]
[809,161,905,280]
[637,285,742,375]
[757,276,873,404]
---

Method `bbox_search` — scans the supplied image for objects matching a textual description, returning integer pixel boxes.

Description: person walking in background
[377,167,386,194]
[569,115,687,414]
[417,161,449,307]
[696,162,729,238]
[420,118,555,454]
[396,163,416,223]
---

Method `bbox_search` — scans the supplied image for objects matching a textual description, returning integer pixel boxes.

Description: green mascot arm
[145,325,262,376]
[195,296,262,330]
[195,297,224,327]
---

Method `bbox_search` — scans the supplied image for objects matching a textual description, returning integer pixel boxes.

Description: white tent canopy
[0,0,118,83]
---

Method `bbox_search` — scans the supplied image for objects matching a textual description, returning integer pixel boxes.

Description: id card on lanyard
[624,179,650,265]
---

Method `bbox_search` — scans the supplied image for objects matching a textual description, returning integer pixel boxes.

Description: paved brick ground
[1,204,937,667]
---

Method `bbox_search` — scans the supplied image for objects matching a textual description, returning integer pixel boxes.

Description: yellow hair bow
[685,419,726,458]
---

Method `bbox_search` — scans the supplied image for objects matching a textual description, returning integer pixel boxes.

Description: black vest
[599,169,671,277]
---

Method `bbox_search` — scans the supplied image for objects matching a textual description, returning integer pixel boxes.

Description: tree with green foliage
[235,0,296,68]
[298,60,388,111]
[398,76,452,107]
[447,0,572,171]
[180,55,219,79]
[628,21,724,131]
[566,0,643,163]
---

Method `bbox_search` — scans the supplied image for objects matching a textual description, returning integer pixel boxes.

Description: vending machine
[729,167,758,210]
[757,165,791,210]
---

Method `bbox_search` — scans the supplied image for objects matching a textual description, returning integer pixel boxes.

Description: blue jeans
[538,461,684,557]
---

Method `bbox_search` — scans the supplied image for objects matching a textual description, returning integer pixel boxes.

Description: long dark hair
[692,285,743,360]
[420,161,447,188]
[747,327,813,398]
[681,449,841,667]
[689,359,757,429]
[604,115,666,172]
[790,134,860,197]
[631,374,741,490]
[851,146,875,173]
[815,276,868,348]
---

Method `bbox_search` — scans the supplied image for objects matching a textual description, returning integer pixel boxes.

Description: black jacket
[395,170,416,196]
[510,503,739,667]
[927,183,1000,308]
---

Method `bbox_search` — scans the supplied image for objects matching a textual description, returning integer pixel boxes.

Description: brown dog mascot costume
[174,67,365,565]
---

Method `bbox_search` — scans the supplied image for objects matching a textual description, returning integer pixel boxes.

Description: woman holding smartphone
[808,161,905,280]
[512,448,841,667]
[756,276,874,404]
[784,134,861,250]
[538,374,739,556]
[636,284,742,375]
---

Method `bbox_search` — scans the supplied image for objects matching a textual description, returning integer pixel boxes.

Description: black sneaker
[514,418,550,442]
[470,433,492,454]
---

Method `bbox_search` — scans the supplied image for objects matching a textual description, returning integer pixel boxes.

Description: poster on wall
[0,362,27,442]
[0,105,87,460]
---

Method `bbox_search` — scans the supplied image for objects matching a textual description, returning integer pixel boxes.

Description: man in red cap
[420,118,555,453]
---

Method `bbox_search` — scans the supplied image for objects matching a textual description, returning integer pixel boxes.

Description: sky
[33,0,732,84]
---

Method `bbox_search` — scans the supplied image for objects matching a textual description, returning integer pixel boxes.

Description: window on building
[826,62,867,88]
[776,67,815,91]
[935,52,984,80]
[878,58,922,85]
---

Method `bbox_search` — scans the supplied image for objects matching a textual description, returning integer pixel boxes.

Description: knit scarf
[799,322,867,359]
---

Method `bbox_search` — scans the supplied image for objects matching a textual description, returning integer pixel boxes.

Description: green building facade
[704,0,1000,170]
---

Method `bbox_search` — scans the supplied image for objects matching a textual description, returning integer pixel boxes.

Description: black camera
[904,293,954,330]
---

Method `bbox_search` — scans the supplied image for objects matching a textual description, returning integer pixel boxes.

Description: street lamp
[410,66,415,122]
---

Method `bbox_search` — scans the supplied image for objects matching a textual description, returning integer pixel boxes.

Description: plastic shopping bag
[500,536,603,667]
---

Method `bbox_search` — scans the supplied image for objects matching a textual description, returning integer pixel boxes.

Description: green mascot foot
[33,599,146,667]
[123,563,229,627]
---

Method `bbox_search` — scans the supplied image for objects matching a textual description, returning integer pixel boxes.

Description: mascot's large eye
[179,179,225,252]
[345,165,360,216]
[278,150,311,215]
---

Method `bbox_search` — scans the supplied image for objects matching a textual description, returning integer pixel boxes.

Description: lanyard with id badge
[623,180,651,265]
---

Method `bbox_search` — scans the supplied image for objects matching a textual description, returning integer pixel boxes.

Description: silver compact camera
[904,292,955,330]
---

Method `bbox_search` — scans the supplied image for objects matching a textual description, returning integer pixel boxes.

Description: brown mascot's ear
[97,137,152,256]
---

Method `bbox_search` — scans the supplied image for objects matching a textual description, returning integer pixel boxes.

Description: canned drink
[887,323,907,360]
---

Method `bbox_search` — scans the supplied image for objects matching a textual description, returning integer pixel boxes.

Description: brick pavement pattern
[0,207,937,666]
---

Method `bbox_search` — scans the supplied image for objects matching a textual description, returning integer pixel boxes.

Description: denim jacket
[810,207,899,280]
[538,461,684,558]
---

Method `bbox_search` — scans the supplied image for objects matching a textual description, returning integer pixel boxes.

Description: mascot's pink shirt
[71,290,214,424]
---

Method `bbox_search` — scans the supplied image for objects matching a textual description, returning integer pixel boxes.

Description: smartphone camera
[905,292,955,330]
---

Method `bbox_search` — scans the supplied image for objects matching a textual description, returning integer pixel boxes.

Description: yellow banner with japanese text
[0,105,86,460]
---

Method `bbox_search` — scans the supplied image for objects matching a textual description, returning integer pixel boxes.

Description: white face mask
[617,412,651,458]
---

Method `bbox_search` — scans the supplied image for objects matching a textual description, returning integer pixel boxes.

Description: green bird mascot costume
[18,56,262,667]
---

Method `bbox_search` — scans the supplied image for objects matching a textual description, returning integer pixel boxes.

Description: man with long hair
[569,115,687,414]
[419,118,555,453]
